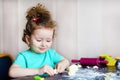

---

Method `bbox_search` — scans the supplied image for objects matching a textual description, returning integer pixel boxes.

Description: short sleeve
[14,52,26,68]
[52,50,63,64]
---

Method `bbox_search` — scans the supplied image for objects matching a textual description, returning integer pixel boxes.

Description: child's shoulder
[18,49,30,55]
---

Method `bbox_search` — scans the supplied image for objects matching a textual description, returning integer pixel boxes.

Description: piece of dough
[54,69,58,74]
[68,64,79,76]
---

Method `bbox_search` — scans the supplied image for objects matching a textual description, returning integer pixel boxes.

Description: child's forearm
[9,67,41,78]
[57,58,70,70]
[61,58,70,68]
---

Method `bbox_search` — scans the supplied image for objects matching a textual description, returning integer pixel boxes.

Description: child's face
[29,27,53,53]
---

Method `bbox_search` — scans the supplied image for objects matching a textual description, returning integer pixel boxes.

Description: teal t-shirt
[14,48,63,76]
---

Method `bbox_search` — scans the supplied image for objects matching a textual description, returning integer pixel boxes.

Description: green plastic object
[34,76,44,80]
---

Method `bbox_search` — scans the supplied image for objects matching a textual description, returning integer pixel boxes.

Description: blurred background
[0,0,120,60]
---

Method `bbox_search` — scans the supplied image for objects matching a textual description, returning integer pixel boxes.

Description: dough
[93,66,98,69]
[54,69,58,74]
[68,64,79,76]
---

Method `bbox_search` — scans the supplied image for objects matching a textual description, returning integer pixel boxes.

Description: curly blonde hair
[22,3,56,43]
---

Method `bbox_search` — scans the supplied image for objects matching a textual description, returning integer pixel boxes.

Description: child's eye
[37,40,41,42]
[47,40,51,42]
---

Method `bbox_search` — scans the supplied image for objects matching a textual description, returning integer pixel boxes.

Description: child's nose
[41,41,46,46]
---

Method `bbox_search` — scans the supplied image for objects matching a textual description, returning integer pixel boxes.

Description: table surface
[11,66,120,80]
[11,76,54,80]
[11,73,65,80]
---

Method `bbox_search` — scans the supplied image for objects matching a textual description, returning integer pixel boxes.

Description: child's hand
[56,59,70,73]
[56,64,65,73]
[40,65,54,76]
[56,62,66,73]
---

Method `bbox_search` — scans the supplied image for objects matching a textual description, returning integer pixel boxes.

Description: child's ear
[25,35,31,46]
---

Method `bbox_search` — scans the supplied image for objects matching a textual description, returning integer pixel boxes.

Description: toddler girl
[9,3,70,78]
